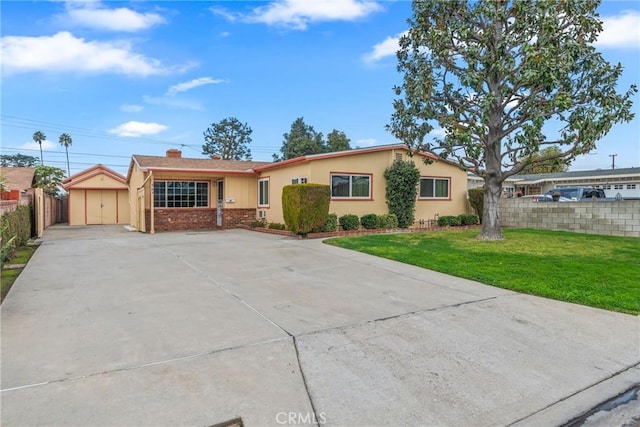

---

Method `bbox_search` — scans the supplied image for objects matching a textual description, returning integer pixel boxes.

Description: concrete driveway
[1,225,638,426]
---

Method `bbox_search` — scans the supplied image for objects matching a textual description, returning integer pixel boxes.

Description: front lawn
[325,228,640,315]
[1,245,38,303]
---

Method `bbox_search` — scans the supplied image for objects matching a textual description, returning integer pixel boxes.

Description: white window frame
[153,180,209,208]
[330,173,372,199]
[258,178,270,207]
[291,177,308,184]
[419,177,450,199]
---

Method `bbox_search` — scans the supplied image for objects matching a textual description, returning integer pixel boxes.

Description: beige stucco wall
[260,148,468,225]
[69,174,128,189]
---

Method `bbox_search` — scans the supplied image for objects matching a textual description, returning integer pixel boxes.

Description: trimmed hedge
[437,215,462,226]
[339,214,360,231]
[322,213,338,232]
[360,213,378,229]
[376,213,399,229]
[458,214,479,225]
[1,205,32,263]
[282,184,330,235]
[384,160,420,228]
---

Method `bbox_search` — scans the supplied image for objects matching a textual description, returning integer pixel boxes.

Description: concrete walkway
[1,225,638,426]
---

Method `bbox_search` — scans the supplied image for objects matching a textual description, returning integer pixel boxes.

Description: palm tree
[59,133,73,176]
[33,130,46,165]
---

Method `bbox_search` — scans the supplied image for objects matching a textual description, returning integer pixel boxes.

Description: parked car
[519,194,572,202]
[544,187,611,201]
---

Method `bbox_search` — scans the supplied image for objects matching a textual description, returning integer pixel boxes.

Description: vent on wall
[257,210,266,219]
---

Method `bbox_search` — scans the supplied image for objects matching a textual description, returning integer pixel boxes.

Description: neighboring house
[468,167,640,199]
[127,145,468,233]
[0,166,36,206]
[0,166,36,195]
[62,165,129,225]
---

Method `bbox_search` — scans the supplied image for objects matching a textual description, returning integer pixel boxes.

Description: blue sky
[1,0,639,177]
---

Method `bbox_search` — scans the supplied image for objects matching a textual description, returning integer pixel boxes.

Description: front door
[216,181,223,227]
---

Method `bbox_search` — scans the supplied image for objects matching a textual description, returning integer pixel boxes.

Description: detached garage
[62,165,129,225]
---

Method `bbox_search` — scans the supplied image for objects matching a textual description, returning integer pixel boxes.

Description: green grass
[325,228,640,315]
[1,245,38,303]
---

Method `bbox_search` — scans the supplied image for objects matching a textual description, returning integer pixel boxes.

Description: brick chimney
[212,154,222,160]
[166,149,182,158]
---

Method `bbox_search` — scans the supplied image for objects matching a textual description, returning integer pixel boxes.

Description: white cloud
[218,0,382,30]
[61,2,166,32]
[20,139,57,151]
[165,77,225,96]
[120,104,144,112]
[362,31,406,63]
[597,10,640,49]
[356,138,377,147]
[1,31,182,76]
[108,121,168,137]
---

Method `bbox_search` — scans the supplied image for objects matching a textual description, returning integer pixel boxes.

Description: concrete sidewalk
[1,225,638,426]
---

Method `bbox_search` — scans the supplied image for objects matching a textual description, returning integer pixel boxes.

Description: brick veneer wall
[499,199,640,238]
[222,208,256,228]
[145,208,257,231]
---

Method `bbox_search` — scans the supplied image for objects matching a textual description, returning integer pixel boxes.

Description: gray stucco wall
[499,199,640,238]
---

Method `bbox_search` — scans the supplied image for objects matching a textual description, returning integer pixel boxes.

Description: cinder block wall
[499,200,640,238]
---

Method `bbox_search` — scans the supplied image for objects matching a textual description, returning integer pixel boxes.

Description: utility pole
[609,154,617,170]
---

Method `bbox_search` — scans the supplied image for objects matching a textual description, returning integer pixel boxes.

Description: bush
[322,213,338,232]
[268,222,286,230]
[437,215,461,226]
[250,219,267,228]
[1,205,32,263]
[384,160,421,228]
[376,213,399,229]
[468,188,484,222]
[458,214,479,225]
[339,214,360,231]
[360,213,378,229]
[282,184,331,235]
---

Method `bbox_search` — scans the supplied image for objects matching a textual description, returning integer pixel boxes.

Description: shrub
[360,213,378,229]
[250,219,267,228]
[339,214,360,231]
[322,213,338,232]
[437,215,461,226]
[384,160,420,228]
[376,213,399,229]
[268,222,286,230]
[458,214,479,225]
[1,205,31,264]
[282,184,330,236]
[468,188,484,222]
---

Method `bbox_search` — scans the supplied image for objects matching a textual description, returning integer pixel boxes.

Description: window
[603,185,612,190]
[258,178,269,206]
[331,174,371,198]
[291,177,308,184]
[614,184,624,190]
[419,177,450,199]
[628,184,637,190]
[153,181,208,208]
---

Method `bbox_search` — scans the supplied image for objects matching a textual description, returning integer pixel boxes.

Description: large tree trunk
[479,175,504,240]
